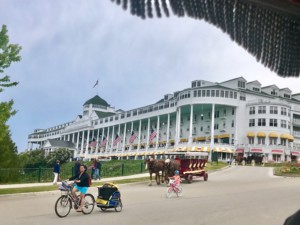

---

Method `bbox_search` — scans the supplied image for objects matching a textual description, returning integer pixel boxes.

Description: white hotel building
[27,77,300,162]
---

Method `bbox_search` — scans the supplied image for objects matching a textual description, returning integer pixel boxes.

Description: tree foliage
[0,24,22,168]
[45,148,72,167]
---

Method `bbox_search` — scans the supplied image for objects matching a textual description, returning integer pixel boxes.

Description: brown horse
[145,158,165,186]
[164,159,181,182]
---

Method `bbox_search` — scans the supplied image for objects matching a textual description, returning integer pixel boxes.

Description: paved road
[1,166,300,225]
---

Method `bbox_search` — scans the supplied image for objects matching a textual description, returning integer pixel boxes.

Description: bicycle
[166,178,183,198]
[54,180,95,218]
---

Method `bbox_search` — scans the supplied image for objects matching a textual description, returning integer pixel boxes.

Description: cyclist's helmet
[175,170,179,175]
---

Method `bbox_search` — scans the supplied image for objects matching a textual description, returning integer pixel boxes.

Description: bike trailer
[96,182,122,212]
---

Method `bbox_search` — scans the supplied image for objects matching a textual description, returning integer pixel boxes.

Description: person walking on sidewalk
[53,160,60,185]
[94,159,101,180]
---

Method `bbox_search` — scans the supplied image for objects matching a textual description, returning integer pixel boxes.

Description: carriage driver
[69,165,90,212]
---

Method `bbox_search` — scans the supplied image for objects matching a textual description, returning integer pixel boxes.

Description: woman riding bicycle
[69,165,90,212]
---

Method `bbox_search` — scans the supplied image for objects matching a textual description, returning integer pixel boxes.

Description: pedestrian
[94,159,101,180]
[91,159,96,179]
[74,158,81,177]
[53,160,60,185]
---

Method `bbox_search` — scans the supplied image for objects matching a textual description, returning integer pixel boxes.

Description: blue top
[53,163,60,173]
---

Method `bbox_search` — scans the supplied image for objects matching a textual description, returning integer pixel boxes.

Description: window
[193,90,197,97]
[216,90,219,97]
[221,90,224,97]
[234,92,237,99]
[269,119,278,127]
[281,107,287,116]
[231,120,234,127]
[202,90,206,97]
[258,106,266,114]
[214,111,219,118]
[249,119,255,127]
[249,107,255,115]
[223,109,226,116]
[206,90,210,97]
[270,106,278,114]
[230,91,233,98]
[211,90,215,97]
[281,120,287,128]
[257,137,265,144]
[214,123,219,130]
[198,90,201,97]
[248,137,254,144]
[258,118,266,126]
[232,108,235,115]
[269,138,277,145]
[192,82,196,88]
[200,126,203,131]
[253,87,260,92]
[238,80,245,88]
[240,94,246,101]
[225,91,229,98]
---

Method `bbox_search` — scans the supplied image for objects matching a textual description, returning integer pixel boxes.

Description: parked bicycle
[166,178,183,198]
[54,181,95,218]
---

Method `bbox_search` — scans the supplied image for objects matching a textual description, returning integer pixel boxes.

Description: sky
[1,0,299,152]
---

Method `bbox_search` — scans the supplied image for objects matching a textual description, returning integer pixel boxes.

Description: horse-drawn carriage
[235,153,264,166]
[166,152,209,183]
[145,151,209,185]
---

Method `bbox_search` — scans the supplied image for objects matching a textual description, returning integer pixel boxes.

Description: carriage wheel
[187,174,193,184]
[204,173,208,181]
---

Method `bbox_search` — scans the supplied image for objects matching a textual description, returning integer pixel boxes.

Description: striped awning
[269,132,278,138]
[214,147,233,153]
[271,149,283,154]
[235,148,244,154]
[247,132,255,137]
[291,151,300,156]
[280,133,289,139]
[251,148,263,153]
[256,132,266,137]
[219,134,230,139]
[199,147,210,152]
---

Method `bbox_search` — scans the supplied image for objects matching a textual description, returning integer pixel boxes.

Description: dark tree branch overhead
[110,0,300,77]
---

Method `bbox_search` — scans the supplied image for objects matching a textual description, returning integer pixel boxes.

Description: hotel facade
[27,77,300,162]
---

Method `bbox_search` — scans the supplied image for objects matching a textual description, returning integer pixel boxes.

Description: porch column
[210,104,215,161]
[96,128,100,154]
[106,127,110,154]
[146,118,150,150]
[80,130,85,155]
[138,120,142,151]
[85,129,90,159]
[110,126,115,154]
[156,116,160,150]
[175,107,181,146]
[188,104,194,145]
[122,123,127,152]
[166,113,170,149]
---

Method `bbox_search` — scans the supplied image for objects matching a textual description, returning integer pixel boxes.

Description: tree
[0,24,22,168]
[45,148,72,167]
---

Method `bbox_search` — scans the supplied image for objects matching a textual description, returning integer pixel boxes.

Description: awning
[199,147,210,152]
[214,147,233,153]
[288,135,294,142]
[219,134,230,139]
[280,133,288,139]
[235,148,244,154]
[269,132,278,138]
[291,151,300,156]
[256,131,266,137]
[196,136,206,141]
[191,146,198,151]
[271,149,283,154]
[251,148,263,153]
[208,135,219,139]
[247,132,255,138]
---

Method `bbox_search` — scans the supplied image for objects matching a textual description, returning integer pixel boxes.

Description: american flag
[101,137,107,147]
[113,134,121,146]
[149,128,157,142]
[129,131,137,144]
[89,139,97,148]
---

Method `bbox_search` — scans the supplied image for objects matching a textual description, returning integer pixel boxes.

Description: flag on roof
[113,134,121,146]
[101,137,107,147]
[93,80,98,88]
[129,131,137,144]
[149,127,157,142]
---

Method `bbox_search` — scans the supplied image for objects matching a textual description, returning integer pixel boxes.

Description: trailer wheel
[187,174,193,183]
[204,173,208,181]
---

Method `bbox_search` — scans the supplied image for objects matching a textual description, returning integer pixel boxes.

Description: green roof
[83,95,110,107]
[95,111,115,119]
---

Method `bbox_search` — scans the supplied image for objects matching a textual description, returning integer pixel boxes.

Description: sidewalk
[0,173,149,189]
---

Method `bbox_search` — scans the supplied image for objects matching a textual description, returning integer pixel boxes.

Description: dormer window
[271,89,277,95]
[253,87,260,92]
[192,82,196,88]
[238,80,245,88]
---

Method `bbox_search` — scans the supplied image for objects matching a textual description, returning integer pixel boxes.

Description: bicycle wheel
[166,187,174,198]
[82,193,95,214]
[55,195,71,218]
[115,199,123,212]
[176,186,183,197]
